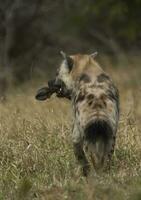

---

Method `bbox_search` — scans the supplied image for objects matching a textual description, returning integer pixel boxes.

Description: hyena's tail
[84,120,113,170]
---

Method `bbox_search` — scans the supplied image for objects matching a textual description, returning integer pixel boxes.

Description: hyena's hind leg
[84,139,106,172]
[94,135,116,172]
[84,122,116,172]
[73,142,90,176]
[93,135,116,172]
[72,125,90,176]
[103,135,116,171]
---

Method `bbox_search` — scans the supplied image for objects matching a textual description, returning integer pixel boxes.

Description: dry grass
[0,63,141,200]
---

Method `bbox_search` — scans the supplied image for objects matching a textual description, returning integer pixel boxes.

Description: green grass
[0,66,141,199]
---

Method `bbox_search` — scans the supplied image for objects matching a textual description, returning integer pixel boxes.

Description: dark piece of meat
[35,79,71,101]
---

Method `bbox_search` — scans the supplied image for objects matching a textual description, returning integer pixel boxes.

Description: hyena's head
[54,51,98,94]
[35,51,98,101]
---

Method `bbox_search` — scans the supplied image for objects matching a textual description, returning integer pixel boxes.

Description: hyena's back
[73,70,119,168]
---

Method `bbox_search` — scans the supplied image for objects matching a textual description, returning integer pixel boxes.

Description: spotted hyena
[36,51,119,176]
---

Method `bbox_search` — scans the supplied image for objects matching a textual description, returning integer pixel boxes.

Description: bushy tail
[84,120,113,169]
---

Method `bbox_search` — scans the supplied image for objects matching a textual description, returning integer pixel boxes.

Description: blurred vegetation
[63,0,141,47]
[0,0,140,85]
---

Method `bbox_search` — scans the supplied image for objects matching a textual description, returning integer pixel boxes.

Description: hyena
[36,51,119,176]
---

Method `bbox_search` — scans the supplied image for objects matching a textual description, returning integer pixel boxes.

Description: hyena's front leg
[72,125,90,176]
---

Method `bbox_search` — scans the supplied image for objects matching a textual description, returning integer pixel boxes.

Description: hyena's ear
[60,51,73,71]
[90,52,98,59]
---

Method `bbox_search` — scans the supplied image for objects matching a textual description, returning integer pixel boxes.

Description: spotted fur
[55,53,119,175]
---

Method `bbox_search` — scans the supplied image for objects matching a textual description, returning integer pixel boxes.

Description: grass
[0,64,141,199]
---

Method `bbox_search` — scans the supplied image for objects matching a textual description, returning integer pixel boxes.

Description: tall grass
[0,64,141,199]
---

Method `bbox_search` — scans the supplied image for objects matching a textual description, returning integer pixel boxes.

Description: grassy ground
[0,62,141,199]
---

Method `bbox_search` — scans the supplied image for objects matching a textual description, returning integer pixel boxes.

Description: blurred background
[0,0,141,97]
